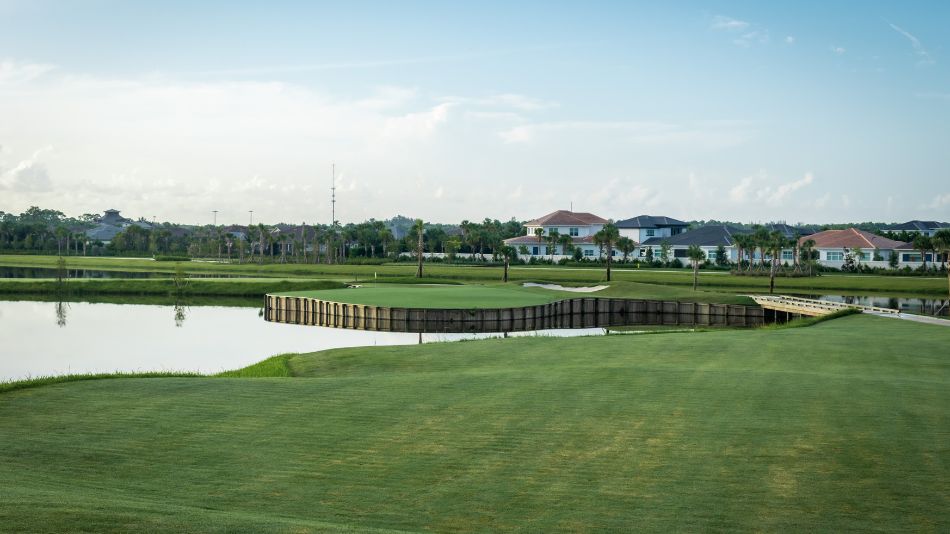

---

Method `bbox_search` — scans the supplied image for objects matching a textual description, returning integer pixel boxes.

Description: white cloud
[926,193,950,209]
[764,172,814,206]
[831,46,846,55]
[785,36,795,45]
[734,30,770,47]
[0,59,54,84]
[727,172,814,206]
[729,176,754,203]
[710,16,749,31]
[0,145,54,192]
[887,22,934,66]
[498,120,750,149]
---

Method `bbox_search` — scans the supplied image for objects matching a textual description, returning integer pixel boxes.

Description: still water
[0,300,604,381]
[800,295,949,317]
[0,266,245,279]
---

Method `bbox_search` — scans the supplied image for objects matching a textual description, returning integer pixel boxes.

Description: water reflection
[0,300,608,381]
[55,301,69,327]
[795,294,950,317]
[174,302,187,327]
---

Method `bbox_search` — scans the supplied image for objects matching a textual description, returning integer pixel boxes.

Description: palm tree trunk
[503,258,509,282]
[692,261,698,290]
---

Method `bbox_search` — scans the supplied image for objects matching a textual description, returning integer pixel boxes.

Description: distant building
[503,210,611,259]
[882,220,950,237]
[640,225,744,262]
[615,215,688,243]
[801,228,911,267]
[85,209,134,244]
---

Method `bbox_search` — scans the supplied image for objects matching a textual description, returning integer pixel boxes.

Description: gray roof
[85,223,123,242]
[615,215,687,229]
[641,225,745,247]
[883,220,950,232]
[763,223,815,238]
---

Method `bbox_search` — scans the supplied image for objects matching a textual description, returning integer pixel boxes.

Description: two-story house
[615,215,688,244]
[503,210,608,259]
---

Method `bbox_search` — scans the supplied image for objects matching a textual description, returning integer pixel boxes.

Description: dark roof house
[641,225,745,247]
[615,215,688,229]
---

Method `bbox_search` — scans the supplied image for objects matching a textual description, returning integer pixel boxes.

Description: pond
[795,294,949,317]
[0,300,606,381]
[0,266,247,279]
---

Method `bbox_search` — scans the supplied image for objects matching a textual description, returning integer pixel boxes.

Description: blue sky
[0,1,948,224]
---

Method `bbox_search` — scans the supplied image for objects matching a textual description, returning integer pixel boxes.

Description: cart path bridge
[752,294,950,327]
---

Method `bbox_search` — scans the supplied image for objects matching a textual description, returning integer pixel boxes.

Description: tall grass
[216,355,295,377]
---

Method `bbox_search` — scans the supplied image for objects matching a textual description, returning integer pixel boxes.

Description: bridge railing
[751,295,899,316]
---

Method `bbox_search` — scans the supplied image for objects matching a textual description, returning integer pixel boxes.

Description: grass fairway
[1,314,948,532]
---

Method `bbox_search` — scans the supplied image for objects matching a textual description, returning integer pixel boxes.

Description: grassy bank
[2,254,947,296]
[2,314,947,531]
[0,278,347,298]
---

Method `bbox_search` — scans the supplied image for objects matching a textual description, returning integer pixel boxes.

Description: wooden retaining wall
[263,294,767,333]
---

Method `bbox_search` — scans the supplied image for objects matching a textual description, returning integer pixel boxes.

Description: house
[882,220,950,237]
[503,210,610,259]
[762,223,815,239]
[639,225,745,262]
[615,215,688,243]
[800,228,910,268]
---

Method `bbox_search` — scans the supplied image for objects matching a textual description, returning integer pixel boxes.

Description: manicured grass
[2,314,947,531]
[280,281,756,308]
[278,284,569,308]
[2,254,946,296]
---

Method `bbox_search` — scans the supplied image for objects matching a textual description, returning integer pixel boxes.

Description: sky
[1,0,948,225]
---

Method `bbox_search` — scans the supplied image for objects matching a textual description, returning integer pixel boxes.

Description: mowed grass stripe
[1,315,948,532]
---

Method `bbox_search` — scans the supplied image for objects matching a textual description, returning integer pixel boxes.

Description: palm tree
[800,238,816,276]
[257,223,267,264]
[914,235,933,270]
[558,234,574,260]
[500,245,517,282]
[593,222,620,282]
[933,229,950,302]
[768,231,791,294]
[534,227,545,258]
[379,227,395,258]
[732,233,747,272]
[686,245,705,290]
[752,225,770,271]
[617,236,635,263]
[413,219,425,278]
[546,229,560,262]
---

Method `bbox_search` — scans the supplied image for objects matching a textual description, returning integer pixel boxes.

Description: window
[859,252,870,261]
[583,249,594,257]
[707,250,717,259]
[826,251,844,261]
[645,229,655,237]
[671,227,682,235]
[781,250,794,261]
[532,246,539,256]
[902,253,922,262]
[569,227,579,237]
[673,249,688,258]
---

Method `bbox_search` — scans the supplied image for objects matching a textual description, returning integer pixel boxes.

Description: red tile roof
[525,210,607,226]
[800,228,910,250]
